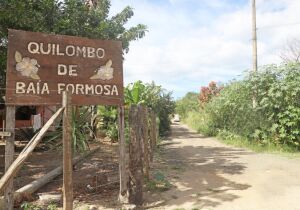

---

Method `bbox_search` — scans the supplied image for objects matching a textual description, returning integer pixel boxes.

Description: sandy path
[146,123,300,210]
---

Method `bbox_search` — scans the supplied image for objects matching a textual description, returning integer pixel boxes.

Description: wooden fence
[125,105,157,206]
[0,102,158,209]
[0,92,73,210]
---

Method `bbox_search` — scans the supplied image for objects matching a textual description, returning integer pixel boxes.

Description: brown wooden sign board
[6,29,124,105]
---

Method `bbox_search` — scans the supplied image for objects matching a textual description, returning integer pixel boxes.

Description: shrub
[96,106,119,142]
[199,81,222,107]
[184,110,215,136]
[125,81,175,136]
[179,63,300,150]
[93,81,175,143]
[212,63,300,148]
[44,107,92,152]
[176,92,199,119]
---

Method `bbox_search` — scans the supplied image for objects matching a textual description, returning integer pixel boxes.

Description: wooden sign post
[118,106,129,203]
[128,106,143,205]
[139,105,150,180]
[4,29,124,209]
[62,92,73,210]
[6,29,124,106]
[4,106,15,210]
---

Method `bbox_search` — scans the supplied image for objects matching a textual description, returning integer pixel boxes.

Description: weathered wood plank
[0,107,64,194]
[62,91,73,210]
[128,106,143,206]
[139,105,150,180]
[118,106,129,203]
[0,147,101,209]
[4,106,15,210]
[149,110,157,162]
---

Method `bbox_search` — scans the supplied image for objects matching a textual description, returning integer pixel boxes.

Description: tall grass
[184,111,215,136]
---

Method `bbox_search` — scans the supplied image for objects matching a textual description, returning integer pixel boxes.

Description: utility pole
[252,0,258,108]
[252,0,258,72]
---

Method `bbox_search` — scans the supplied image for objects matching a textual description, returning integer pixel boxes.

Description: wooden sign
[5,29,124,105]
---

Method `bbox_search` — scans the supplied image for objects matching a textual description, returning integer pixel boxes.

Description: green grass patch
[217,130,300,157]
[146,171,172,192]
[183,111,216,136]
[170,165,184,171]
[182,111,300,157]
[21,202,58,210]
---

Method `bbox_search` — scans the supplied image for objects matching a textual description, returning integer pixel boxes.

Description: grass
[183,111,215,136]
[146,171,172,192]
[183,111,206,133]
[20,202,58,210]
[170,165,184,171]
[182,113,300,158]
[217,129,300,157]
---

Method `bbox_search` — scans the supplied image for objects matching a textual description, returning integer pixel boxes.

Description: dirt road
[145,123,300,210]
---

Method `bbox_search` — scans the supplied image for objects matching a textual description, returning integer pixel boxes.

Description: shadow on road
[146,124,251,209]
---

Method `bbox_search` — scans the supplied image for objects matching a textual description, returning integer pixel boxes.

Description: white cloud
[110,0,300,97]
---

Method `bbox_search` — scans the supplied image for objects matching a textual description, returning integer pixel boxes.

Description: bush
[199,81,222,107]
[44,107,92,152]
[155,92,175,135]
[179,63,300,150]
[209,63,300,148]
[176,92,199,119]
[125,81,175,136]
[184,111,215,136]
[203,80,265,138]
[96,106,119,142]
[93,81,175,144]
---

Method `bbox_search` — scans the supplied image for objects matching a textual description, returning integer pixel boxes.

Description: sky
[110,0,300,99]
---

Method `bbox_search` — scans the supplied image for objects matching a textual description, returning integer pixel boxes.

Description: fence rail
[0,103,159,209]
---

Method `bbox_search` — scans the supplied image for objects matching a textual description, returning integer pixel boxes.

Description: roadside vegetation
[43,80,175,152]
[176,63,300,154]
[96,80,175,143]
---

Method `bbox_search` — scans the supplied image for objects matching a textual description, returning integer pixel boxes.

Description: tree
[199,81,222,107]
[125,80,175,136]
[0,0,147,95]
[280,38,300,63]
[175,92,199,119]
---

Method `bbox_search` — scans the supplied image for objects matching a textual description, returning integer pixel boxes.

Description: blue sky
[110,0,300,99]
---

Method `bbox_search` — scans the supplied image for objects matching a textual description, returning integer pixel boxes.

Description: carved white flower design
[15,51,40,80]
[90,59,114,80]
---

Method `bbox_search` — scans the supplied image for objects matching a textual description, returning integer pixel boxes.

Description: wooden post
[156,116,158,146]
[128,106,143,206]
[252,0,258,73]
[118,106,129,203]
[4,106,15,210]
[139,105,150,180]
[252,0,258,108]
[90,105,96,139]
[62,92,73,210]
[149,110,157,162]
[0,107,64,193]
[153,112,158,148]
[149,109,153,162]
